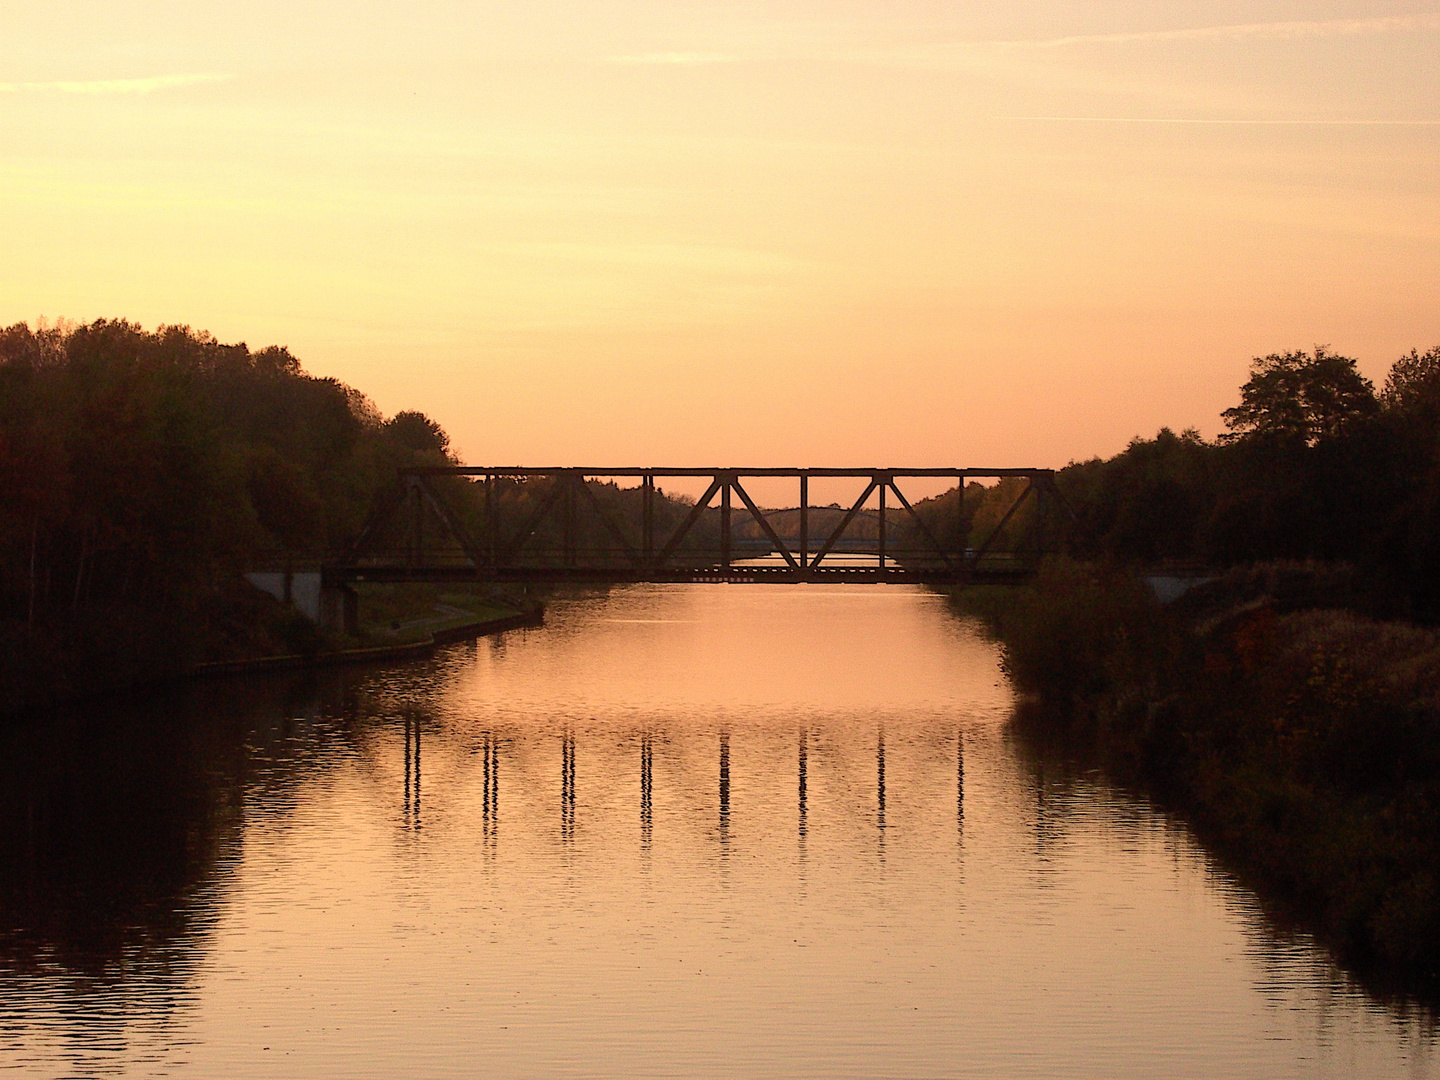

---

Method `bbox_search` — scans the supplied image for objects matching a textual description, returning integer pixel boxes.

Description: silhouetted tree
[1221,347,1378,447]
[1383,347,1440,425]
[385,410,450,456]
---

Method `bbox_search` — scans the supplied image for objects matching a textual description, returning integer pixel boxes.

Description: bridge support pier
[246,569,357,635]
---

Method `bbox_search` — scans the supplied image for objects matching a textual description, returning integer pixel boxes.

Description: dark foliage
[1037,344,1440,619]
[1221,347,1378,447]
[965,558,1440,987]
[385,410,450,455]
[0,319,712,715]
[0,320,455,714]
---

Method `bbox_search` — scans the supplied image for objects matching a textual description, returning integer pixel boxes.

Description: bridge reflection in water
[4,582,1431,1079]
[397,718,965,849]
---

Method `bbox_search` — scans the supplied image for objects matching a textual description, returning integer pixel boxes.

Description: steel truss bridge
[337,467,1068,586]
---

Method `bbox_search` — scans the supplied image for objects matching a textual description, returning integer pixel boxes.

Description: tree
[385,410,450,455]
[1221,347,1378,447]
[1382,346,1440,423]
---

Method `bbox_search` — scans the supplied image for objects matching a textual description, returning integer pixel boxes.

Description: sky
[2,1,1437,469]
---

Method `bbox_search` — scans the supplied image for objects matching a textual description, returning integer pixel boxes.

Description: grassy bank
[958,558,1440,991]
[1,579,538,721]
[350,582,533,645]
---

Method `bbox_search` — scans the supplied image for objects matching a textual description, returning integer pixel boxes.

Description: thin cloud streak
[596,14,1440,73]
[987,13,1440,49]
[601,52,737,66]
[999,116,1440,126]
[0,73,233,95]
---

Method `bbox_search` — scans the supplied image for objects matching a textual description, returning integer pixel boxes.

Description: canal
[1,584,1434,1077]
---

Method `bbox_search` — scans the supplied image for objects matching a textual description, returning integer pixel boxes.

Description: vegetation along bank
[959,558,1440,993]
[0,321,548,717]
[934,343,1440,993]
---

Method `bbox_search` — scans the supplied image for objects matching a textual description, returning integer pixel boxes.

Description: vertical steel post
[799,473,808,573]
[561,730,575,840]
[485,473,495,570]
[564,472,576,568]
[720,474,731,570]
[483,732,493,836]
[1035,474,1048,557]
[877,727,886,827]
[878,476,887,576]
[642,474,654,564]
[957,472,967,574]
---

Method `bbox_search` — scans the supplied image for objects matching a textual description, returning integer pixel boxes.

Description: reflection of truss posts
[339,467,1071,585]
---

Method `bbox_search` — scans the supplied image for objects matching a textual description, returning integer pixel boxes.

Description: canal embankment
[188,603,543,677]
[2,579,543,721]
[954,557,1440,992]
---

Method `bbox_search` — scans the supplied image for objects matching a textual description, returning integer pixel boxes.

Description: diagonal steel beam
[731,478,799,569]
[1027,472,1071,556]
[654,476,723,567]
[971,480,1035,562]
[502,475,568,564]
[810,479,878,567]
[886,479,953,570]
[416,475,484,566]
[1046,473,1078,523]
[576,474,643,567]
[347,477,407,563]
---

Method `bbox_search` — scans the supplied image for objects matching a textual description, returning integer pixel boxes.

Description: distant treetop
[1221,347,1378,447]
[385,410,450,456]
[1383,346,1440,421]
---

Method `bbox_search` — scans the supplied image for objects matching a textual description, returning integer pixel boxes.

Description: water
[1,584,1435,1078]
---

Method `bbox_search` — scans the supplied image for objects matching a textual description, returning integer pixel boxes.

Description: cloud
[989,13,1440,49]
[600,52,737,66]
[603,14,1440,74]
[0,73,233,95]
[998,116,1440,126]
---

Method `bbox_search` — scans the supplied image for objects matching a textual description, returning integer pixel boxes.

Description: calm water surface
[1,584,1436,1078]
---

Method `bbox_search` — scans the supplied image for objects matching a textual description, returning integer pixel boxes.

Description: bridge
[336,466,1068,589]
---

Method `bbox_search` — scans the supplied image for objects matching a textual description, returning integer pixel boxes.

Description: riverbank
[955,558,1440,994]
[188,604,543,677]
[1,579,543,722]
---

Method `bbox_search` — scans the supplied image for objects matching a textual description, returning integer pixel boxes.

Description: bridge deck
[340,563,1035,586]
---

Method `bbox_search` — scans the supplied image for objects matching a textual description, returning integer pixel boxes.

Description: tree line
[900,345,1440,618]
[1061,345,1440,617]
[0,320,469,708]
[0,320,464,623]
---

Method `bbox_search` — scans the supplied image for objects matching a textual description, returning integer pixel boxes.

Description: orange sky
[2,2,1437,467]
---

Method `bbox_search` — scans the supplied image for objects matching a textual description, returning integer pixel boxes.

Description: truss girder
[340,467,1064,584]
